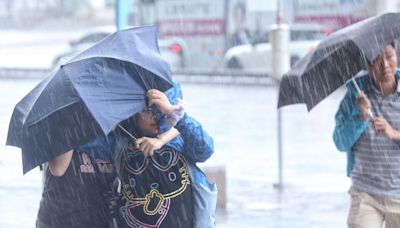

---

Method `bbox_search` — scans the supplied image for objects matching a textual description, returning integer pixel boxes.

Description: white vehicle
[224,24,331,73]
[52,26,187,70]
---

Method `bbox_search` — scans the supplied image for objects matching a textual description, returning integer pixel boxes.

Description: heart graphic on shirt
[151,149,176,171]
[125,151,148,175]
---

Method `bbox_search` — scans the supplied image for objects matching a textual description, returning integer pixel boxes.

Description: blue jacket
[161,82,217,228]
[111,82,216,228]
[160,82,214,164]
[333,70,400,176]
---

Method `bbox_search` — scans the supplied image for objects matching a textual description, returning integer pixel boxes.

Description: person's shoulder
[355,73,370,86]
[345,71,369,91]
[78,137,106,149]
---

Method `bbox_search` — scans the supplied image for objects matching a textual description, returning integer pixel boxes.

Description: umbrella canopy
[6,25,173,174]
[278,13,400,110]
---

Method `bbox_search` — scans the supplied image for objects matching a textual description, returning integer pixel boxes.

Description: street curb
[0,67,277,86]
[0,68,49,80]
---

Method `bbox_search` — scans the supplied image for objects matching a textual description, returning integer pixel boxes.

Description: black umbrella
[278,13,400,110]
[6,26,173,174]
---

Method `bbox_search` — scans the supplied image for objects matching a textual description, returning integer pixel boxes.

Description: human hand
[356,92,371,121]
[372,117,400,140]
[135,137,165,157]
[147,89,174,116]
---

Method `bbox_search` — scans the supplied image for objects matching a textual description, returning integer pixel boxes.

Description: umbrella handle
[351,78,374,118]
[366,109,374,118]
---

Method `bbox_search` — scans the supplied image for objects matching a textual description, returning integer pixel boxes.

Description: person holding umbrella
[12,26,180,228]
[276,12,400,228]
[333,42,400,227]
[113,83,217,228]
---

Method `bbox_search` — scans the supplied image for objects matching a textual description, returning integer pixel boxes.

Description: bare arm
[372,117,400,140]
[158,127,180,143]
[135,127,180,156]
[48,150,73,176]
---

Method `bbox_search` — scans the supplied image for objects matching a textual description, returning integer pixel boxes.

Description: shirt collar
[396,70,400,93]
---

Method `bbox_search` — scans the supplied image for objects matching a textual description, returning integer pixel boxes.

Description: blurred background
[0,0,399,227]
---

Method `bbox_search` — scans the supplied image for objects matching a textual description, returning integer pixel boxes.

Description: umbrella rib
[25,99,81,126]
[117,124,137,140]
[306,39,354,70]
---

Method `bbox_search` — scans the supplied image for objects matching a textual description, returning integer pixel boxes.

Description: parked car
[52,26,187,69]
[223,24,332,73]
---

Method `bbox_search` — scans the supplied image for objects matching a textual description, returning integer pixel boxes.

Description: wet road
[0,78,351,227]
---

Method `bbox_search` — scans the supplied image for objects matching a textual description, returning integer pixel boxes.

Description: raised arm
[147,83,214,163]
[135,127,180,156]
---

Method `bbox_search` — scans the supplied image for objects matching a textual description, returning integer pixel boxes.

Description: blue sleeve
[75,134,115,162]
[174,113,214,163]
[158,81,214,162]
[332,88,369,152]
[165,135,184,152]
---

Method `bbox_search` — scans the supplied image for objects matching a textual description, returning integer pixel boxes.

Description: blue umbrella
[6,25,173,174]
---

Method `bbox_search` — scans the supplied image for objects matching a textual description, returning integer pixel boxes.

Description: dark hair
[367,41,398,66]
[116,114,142,138]
[390,41,397,48]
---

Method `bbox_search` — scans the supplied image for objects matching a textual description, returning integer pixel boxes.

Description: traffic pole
[115,0,134,30]
[270,1,290,190]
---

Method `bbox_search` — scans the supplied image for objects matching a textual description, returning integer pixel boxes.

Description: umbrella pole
[117,124,137,140]
[351,78,374,118]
